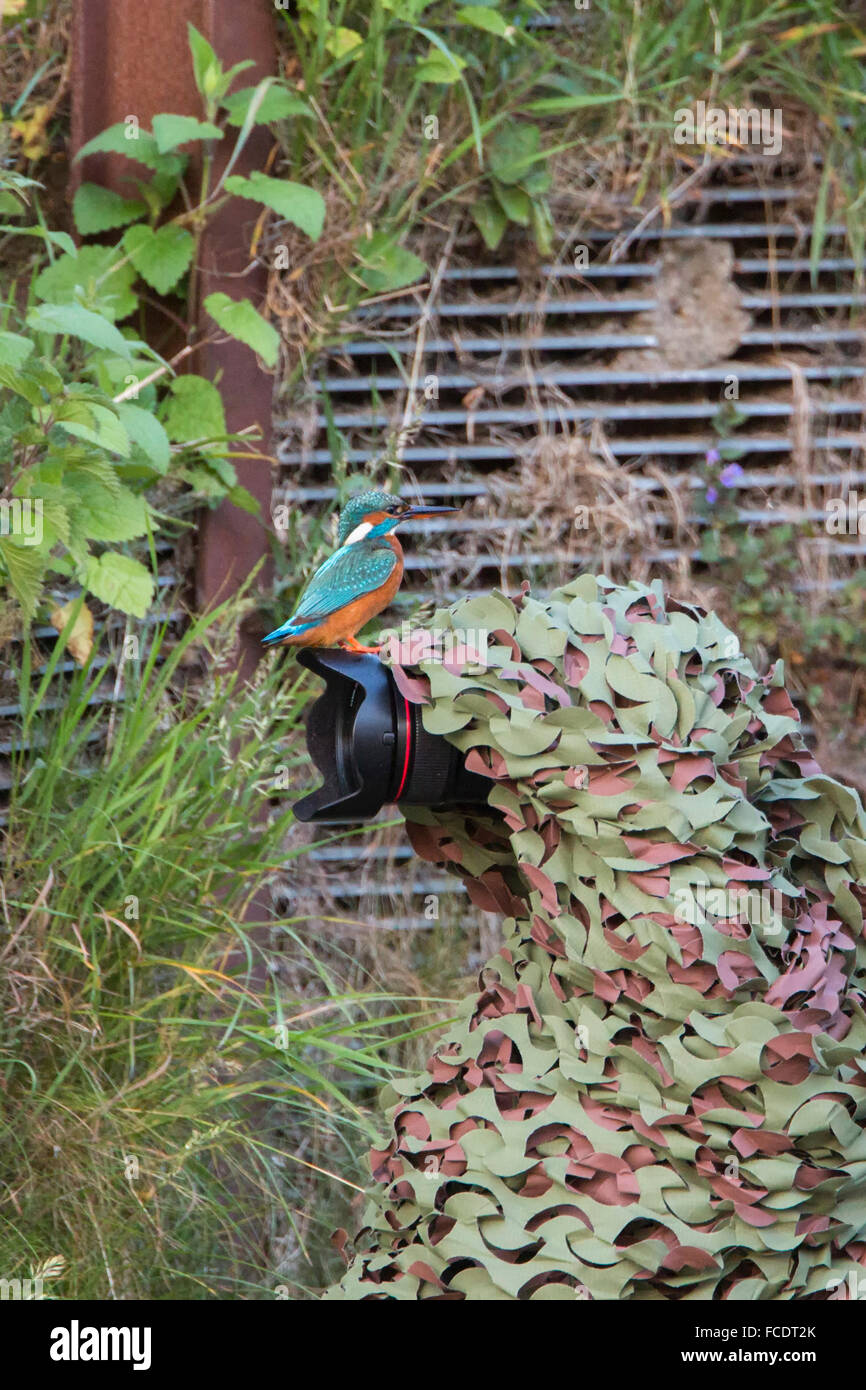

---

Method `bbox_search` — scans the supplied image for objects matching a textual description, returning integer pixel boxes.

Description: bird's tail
[261,617,317,647]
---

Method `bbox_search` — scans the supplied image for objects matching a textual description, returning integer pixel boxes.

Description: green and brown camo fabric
[325,575,866,1301]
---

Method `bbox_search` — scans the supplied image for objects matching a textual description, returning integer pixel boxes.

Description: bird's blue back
[262,536,398,645]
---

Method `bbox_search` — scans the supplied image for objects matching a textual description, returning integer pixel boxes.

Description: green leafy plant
[71,24,324,363]
[0,313,162,623]
[0,24,325,634]
[472,118,555,253]
[274,0,566,322]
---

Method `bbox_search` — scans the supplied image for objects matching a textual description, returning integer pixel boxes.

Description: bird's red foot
[341,636,382,654]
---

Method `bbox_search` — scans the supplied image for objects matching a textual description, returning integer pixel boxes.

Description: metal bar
[384,503,865,533]
[273,481,490,502]
[311,365,866,393]
[352,292,866,321]
[0,690,124,719]
[331,328,866,356]
[352,297,662,320]
[440,258,861,280]
[415,505,860,531]
[21,609,186,643]
[300,400,865,430]
[591,186,834,206]
[276,471,866,509]
[304,876,465,899]
[0,730,103,758]
[582,222,849,241]
[277,434,866,465]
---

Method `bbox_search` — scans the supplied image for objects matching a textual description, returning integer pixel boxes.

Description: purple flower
[706,448,721,465]
[706,486,718,505]
[719,462,744,488]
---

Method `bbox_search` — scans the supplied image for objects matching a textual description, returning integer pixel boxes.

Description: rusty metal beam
[72,0,277,674]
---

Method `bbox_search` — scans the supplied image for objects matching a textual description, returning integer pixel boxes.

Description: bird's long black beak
[400,504,460,520]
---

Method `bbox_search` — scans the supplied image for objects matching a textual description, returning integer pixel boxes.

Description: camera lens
[292,649,491,823]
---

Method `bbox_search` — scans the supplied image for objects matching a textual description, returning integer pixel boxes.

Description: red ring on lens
[394,694,412,800]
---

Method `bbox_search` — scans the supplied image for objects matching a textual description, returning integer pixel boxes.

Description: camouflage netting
[325,575,866,1300]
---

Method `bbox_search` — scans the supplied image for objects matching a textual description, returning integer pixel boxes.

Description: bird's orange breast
[281,541,404,647]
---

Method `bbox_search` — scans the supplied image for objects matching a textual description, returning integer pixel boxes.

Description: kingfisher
[262,489,459,652]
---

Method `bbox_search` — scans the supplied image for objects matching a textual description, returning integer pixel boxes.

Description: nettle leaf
[26,303,137,359]
[521,159,552,199]
[204,292,279,367]
[73,183,146,235]
[221,84,309,126]
[152,113,223,153]
[54,401,130,457]
[42,395,94,435]
[221,59,257,92]
[223,172,325,241]
[28,456,65,489]
[0,396,31,446]
[123,224,194,295]
[0,536,43,620]
[0,364,44,406]
[65,476,150,543]
[161,375,226,450]
[188,24,257,103]
[115,403,171,474]
[25,360,64,396]
[74,122,185,177]
[457,6,512,37]
[136,169,182,217]
[75,121,156,162]
[34,246,139,321]
[492,181,531,225]
[187,23,219,95]
[381,0,430,15]
[0,332,34,368]
[198,454,236,489]
[415,49,467,84]
[489,120,546,186]
[181,460,237,499]
[15,425,50,449]
[471,195,508,250]
[39,497,72,550]
[65,452,124,498]
[82,551,154,618]
[355,233,427,293]
[93,357,159,406]
[325,26,363,59]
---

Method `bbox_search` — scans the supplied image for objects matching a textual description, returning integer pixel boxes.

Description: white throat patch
[342,521,373,546]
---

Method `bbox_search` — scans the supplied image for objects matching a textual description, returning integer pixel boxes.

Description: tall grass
[0,600,440,1298]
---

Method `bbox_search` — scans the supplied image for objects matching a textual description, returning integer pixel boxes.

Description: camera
[292,648,492,823]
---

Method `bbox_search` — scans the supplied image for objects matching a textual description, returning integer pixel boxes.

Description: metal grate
[276,161,866,932]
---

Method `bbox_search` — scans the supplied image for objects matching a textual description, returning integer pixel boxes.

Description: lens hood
[292,648,491,823]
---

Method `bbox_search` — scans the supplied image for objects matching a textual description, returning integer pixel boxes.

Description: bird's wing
[289,542,398,627]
